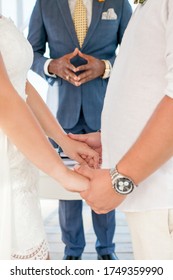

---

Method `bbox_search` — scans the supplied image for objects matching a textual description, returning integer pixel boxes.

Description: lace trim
[11,239,49,260]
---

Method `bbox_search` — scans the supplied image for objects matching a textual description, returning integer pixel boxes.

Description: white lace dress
[0,16,49,260]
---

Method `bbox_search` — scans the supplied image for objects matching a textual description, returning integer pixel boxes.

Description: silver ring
[66,75,69,81]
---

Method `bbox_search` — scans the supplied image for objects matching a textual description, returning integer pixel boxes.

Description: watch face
[115,177,134,195]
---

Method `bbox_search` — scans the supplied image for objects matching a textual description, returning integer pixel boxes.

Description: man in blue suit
[28,0,132,260]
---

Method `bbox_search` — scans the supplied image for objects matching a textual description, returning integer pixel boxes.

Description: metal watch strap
[110,167,119,182]
[101,60,111,79]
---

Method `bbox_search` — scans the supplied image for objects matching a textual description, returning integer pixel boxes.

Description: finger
[69,48,79,59]
[65,74,70,81]
[91,208,109,214]
[68,133,88,142]
[90,207,102,214]
[81,155,90,164]
[84,148,99,167]
[78,50,89,61]
[80,190,92,202]
[73,48,79,56]
[68,64,78,73]
[64,69,78,80]
[67,183,89,193]
[80,199,104,214]
[76,153,98,168]
[80,157,96,169]
[77,72,92,84]
[85,154,99,169]
[74,164,94,180]
[76,64,89,72]
[68,79,80,87]
[80,154,87,159]
[73,154,87,165]
[84,157,97,169]
[87,204,111,214]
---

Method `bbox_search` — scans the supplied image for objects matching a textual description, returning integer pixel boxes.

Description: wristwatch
[101,60,112,79]
[110,167,137,195]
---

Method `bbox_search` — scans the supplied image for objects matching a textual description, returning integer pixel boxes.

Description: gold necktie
[73,0,88,48]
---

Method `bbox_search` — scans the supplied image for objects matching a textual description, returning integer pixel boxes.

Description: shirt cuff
[44,59,56,78]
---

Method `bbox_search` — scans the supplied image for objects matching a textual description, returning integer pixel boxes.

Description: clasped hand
[68,132,126,214]
[48,48,105,86]
[75,165,126,214]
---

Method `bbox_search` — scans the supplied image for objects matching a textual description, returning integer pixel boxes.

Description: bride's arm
[25,80,99,167]
[0,53,89,191]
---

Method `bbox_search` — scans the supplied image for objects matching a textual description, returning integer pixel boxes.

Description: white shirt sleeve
[44,59,56,78]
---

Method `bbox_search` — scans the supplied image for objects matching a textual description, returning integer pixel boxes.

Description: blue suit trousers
[58,111,116,257]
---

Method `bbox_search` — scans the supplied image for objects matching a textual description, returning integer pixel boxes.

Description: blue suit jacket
[28,0,132,130]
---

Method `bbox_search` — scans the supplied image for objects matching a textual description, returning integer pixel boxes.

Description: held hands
[68,131,102,164]
[60,134,100,169]
[63,132,126,210]
[48,48,105,86]
[74,165,126,213]
[59,167,90,192]
[57,135,100,193]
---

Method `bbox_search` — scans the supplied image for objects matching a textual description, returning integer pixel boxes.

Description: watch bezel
[110,168,136,195]
[114,176,134,195]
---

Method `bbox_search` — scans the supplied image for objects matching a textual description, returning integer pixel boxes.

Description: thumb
[73,48,79,56]
[69,48,78,60]
[78,50,88,61]
[74,164,94,180]
[73,154,86,166]
[68,133,88,143]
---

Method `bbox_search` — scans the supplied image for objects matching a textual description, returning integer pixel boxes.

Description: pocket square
[101,8,117,20]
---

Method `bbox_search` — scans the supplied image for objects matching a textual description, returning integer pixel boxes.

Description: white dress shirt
[101,0,173,211]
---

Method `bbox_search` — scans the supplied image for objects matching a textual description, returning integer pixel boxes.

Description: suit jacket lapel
[57,0,79,47]
[82,0,105,49]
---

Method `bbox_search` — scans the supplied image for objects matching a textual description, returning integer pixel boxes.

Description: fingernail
[74,164,80,170]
